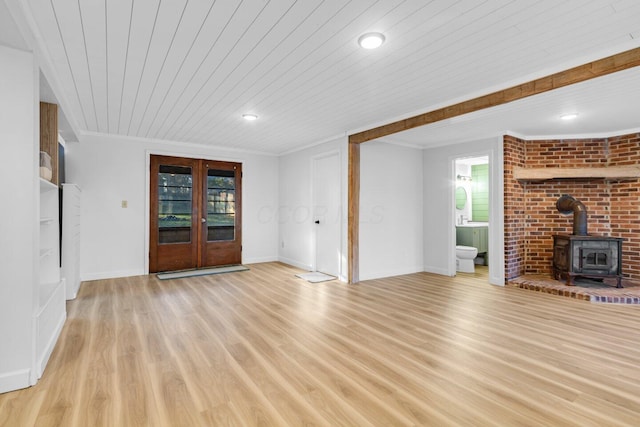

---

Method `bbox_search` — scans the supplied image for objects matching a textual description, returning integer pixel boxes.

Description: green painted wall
[471,164,489,221]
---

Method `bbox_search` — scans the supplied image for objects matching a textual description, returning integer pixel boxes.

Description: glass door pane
[158,165,193,244]
[206,169,235,241]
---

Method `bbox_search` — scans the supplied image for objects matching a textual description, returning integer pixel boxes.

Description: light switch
[121,200,128,208]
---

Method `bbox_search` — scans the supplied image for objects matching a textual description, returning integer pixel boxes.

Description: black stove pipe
[556,195,588,236]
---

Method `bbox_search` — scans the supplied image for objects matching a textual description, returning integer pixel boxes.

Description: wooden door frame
[346,47,640,283]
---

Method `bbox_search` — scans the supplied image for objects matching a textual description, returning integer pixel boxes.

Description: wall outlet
[121,200,128,208]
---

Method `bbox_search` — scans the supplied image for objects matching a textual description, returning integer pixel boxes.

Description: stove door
[578,247,614,274]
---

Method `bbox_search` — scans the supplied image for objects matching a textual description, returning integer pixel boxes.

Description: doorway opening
[149,155,242,273]
[454,155,490,277]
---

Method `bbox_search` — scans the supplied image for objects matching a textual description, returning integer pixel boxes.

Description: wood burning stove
[552,234,623,287]
[552,195,623,288]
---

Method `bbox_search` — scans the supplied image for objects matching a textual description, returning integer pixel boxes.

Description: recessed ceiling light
[242,113,258,121]
[358,32,385,49]
[560,113,578,121]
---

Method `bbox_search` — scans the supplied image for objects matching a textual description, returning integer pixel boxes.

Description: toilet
[456,245,478,273]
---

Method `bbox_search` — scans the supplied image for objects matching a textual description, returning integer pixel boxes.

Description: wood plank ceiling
[25,0,640,154]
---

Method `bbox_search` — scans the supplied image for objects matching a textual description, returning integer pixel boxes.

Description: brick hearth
[507,275,640,304]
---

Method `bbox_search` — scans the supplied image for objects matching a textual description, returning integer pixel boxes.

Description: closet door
[150,155,200,273]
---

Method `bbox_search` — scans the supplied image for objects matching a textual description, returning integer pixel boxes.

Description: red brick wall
[609,134,640,280]
[503,133,640,282]
[503,135,526,280]
[525,138,607,167]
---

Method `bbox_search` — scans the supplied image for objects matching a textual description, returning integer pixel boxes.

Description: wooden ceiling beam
[348,46,640,144]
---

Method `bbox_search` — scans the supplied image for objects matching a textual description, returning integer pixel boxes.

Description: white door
[313,152,341,277]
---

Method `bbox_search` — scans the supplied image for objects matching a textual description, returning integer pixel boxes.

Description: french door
[149,155,242,273]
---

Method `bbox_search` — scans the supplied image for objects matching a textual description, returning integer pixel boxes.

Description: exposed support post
[348,140,360,284]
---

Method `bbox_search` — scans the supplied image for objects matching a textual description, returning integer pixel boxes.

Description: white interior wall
[360,141,424,280]
[278,137,348,281]
[0,45,37,393]
[65,133,279,281]
[423,137,505,285]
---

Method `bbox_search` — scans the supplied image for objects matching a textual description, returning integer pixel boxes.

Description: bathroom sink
[457,222,488,227]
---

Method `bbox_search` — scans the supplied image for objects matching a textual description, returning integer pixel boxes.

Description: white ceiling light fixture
[242,113,258,121]
[358,32,385,49]
[560,113,579,121]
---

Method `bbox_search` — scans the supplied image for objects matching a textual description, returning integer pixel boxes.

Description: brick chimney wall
[503,133,640,282]
[609,134,640,280]
[503,135,526,280]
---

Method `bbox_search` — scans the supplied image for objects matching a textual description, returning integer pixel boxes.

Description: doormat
[295,272,337,283]
[157,265,249,280]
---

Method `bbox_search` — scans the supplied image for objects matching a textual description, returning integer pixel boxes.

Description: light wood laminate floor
[2,263,640,426]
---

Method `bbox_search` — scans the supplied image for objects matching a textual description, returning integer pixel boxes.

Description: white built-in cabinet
[62,183,81,299]
[36,178,66,379]
[0,47,71,393]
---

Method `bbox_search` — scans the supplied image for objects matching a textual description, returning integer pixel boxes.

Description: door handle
[201,218,206,223]
[314,220,320,224]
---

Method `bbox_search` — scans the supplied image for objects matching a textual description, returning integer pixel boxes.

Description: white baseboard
[66,288,78,300]
[65,277,81,300]
[0,368,31,394]
[243,256,278,265]
[360,265,425,281]
[37,311,66,379]
[81,260,284,281]
[489,274,506,286]
[424,265,453,276]
[81,269,145,282]
[278,256,312,271]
